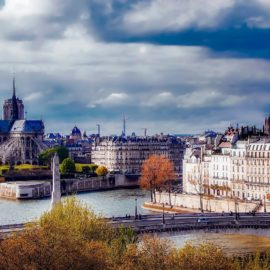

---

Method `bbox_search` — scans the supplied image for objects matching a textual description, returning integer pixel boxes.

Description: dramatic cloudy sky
[0,0,270,135]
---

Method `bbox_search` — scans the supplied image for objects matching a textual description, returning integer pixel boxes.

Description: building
[0,181,51,199]
[91,135,185,177]
[0,79,47,165]
[183,130,270,201]
[264,115,270,136]
[3,78,24,120]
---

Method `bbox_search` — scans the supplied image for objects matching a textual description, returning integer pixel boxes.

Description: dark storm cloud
[0,0,269,135]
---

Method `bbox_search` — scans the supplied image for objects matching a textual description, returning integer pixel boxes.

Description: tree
[119,236,178,270]
[39,146,69,166]
[55,146,69,163]
[0,197,114,270]
[139,155,176,203]
[38,148,55,166]
[96,166,109,177]
[176,242,234,270]
[60,158,76,174]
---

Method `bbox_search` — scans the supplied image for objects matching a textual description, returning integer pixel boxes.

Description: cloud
[0,0,91,41]
[145,90,246,108]
[0,33,269,134]
[119,0,270,35]
[88,92,130,107]
[122,0,235,34]
[0,0,269,135]
[24,92,43,102]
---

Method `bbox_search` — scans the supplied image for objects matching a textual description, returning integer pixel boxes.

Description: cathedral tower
[10,77,19,121]
[3,77,24,121]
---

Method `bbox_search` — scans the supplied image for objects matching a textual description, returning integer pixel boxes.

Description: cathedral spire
[10,76,19,121]
[12,76,16,98]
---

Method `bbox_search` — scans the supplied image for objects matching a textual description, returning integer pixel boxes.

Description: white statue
[50,153,61,210]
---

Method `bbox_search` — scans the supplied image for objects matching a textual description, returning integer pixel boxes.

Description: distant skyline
[0,0,270,135]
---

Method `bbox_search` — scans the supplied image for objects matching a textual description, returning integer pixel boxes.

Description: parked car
[197,217,209,223]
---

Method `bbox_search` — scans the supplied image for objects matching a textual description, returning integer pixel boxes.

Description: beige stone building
[183,139,270,201]
[92,135,185,177]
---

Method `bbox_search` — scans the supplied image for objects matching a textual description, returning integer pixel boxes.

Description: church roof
[71,126,81,135]
[0,120,11,133]
[10,120,44,133]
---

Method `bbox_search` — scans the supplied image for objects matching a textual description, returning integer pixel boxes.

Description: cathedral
[0,79,47,165]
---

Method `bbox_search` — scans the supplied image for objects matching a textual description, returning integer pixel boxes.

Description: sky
[0,0,270,136]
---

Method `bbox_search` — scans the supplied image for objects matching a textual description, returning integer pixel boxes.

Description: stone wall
[155,192,270,213]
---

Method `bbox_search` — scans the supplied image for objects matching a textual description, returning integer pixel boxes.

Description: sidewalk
[142,202,200,214]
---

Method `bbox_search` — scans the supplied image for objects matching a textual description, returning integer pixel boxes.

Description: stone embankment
[143,192,270,213]
[142,202,199,213]
[0,173,140,200]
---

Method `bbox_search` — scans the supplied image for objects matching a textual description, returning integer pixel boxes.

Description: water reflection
[0,189,151,225]
[160,229,270,255]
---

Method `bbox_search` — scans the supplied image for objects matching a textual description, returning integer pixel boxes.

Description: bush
[96,166,109,177]
[60,158,76,174]
[75,164,99,174]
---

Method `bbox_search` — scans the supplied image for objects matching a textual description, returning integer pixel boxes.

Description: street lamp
[135,197,138,219]
[264,195,267,213]
[162,203,165,225]
[234,198,239,220]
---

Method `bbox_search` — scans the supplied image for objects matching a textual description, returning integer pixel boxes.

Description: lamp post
[162,203,165,225]
[135,197,138,219]
[235,198,239,220]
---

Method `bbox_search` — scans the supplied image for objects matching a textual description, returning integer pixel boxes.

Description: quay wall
[154,192,270,213]
[0,177,114,199]
[0,174,138,200]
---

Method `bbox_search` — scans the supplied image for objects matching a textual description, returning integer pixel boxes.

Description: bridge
[2,212,270,237]
[110,212,270,233]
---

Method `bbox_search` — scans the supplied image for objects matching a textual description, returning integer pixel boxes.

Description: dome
[71,126,81,136]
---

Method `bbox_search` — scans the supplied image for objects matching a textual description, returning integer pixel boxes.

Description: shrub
[60,158,76,174]
[96,166,109,177]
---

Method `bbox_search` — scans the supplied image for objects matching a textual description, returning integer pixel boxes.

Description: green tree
[96,166,109,177]
[55,146,69,163]
[60,158,76,174]
[39,146,69,166]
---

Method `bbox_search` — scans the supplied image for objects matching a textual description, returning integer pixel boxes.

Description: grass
[0,164,48,171]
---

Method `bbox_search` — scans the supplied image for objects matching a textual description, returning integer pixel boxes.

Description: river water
[1,188,270,254]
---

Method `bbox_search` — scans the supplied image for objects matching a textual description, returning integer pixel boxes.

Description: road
[110,212,270,232]
[2,212,270,235]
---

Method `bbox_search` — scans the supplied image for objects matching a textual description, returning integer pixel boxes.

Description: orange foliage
[139,155,175,201]
[0,228,112,270]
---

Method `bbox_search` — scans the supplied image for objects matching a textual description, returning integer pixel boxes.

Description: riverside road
[3,212,270,236]
[110,212,270,233]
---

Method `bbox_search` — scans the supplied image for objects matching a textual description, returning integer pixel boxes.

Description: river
[1,188,270,254]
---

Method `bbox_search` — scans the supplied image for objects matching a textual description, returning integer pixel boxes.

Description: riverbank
[142,202,199,213]
[154,192,270,213]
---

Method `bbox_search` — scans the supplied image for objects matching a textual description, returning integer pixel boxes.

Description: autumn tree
[139,155,176,203]
[119,236,179,270]
[0,197,115,270]
[96,166,109,178]
[176,242,234,270]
